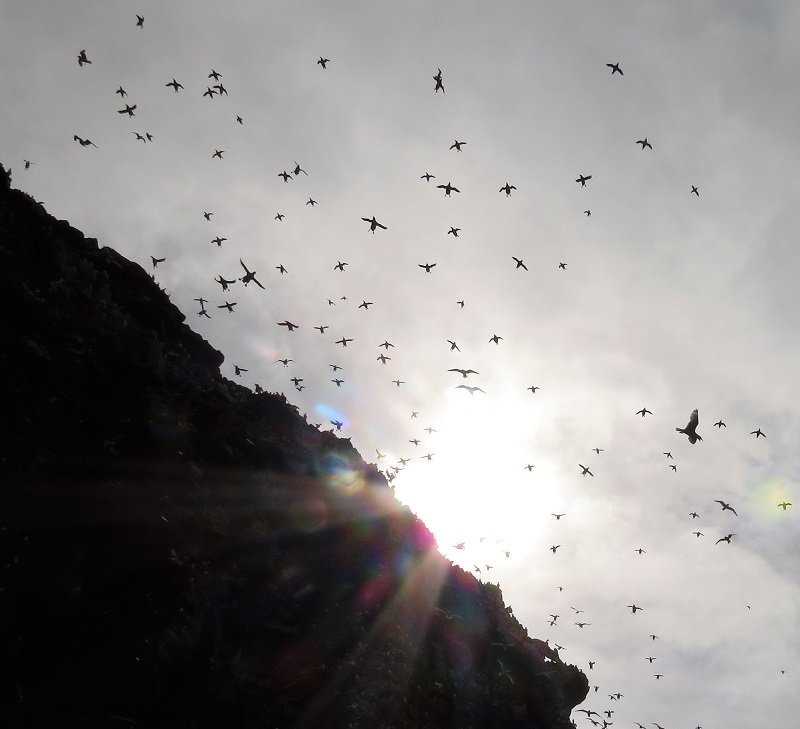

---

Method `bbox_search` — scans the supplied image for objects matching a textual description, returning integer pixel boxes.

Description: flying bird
[334,261,348,271]
[362,216,387,233]
[627,604,643,613]
[606,62,623,75]
[691,185,700,196]
[448,368,479,378]
[751,428,766,438]
[214,275,236,290]
[575,174,592,186]
[437,182,460,196]
[73,136,98,147]
[209,69,222,81]
[716,533,736,545]
[421,172,435,181]
[527,386,539,393]
[336,337,354,347]
[433,68,445,93]
[212,149,225,159]
[77,49,91,66]
[115,86,127,97]
[317,57,330,68]
[447,227,460,237]
[714,420,726,427]
[150,256,165,268]
[499,183,516,196]
[456,385,485,395]
[450,140,466,151]
[419,263,437,272]
[714,500,737,516]
[676,408,702,443]
[136,14,144,28]
[512,257,528,270]
[166,78,184,93]
[489,334,503,344]
[778,502,792,510]
[637,407,652,417]
[117,104,137,117]
[636,138,652,150]
[238,259,264,288]
[579,464,594,477]
[277,321,299,331]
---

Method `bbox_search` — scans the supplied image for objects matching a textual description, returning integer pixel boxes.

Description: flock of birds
[12,12,794,729]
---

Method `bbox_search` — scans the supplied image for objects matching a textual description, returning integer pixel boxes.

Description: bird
[379,341,394,349]
[525,464,536,471]
[314,325,329,334]
[592,448,603,454]
[669,464,677,471]
[136,14,145,28]
[331,420,343,430]
[317,57,330,68]
[635,548,646,555]
[714,420,726,428]
[203,87,217,99]
[278,170,292,182]
[637,407,652,417]
[437,182,460,196]
[584,210,591,216]
[575,622,591,628]
[551,513,565,519]
[512,257,528,270]
[645,657,657,663]
[716,533,736,545]
[214,275,236,290]
[203,211,213,221]
[292,162,307,176]
[421,172,435,181]
[377,354,390,364]
[550,545,561,553]
[115,86,127,97]
[211,237,227,247]
[433,68,445,93]
[166,78,184,93]
[636,138,652,150]
[334,261,348,271]
[77,49,91,66]
[332,379,344,387]
[676,408,702,443]
[132,132,146,143]
[275,358,293,367]
[277,321,299,331]
[778,502,792,510]
[290,377,304,387]
[693,531,704,537]
[217,302,236,313]
[447,340,460,351]
[150,256,165,268]
[689,511,700,519]
[419,263,437,272]
[329,364,341,371]
[448,368,479,378]
[209,69,222,81]
[499,183,516,196]
[212,149,225,159]
[117,104,137,117]
[751,428,766,438]
[691,185,700,196]
[714,500,738,516]
[606,62,623,75]
[450,140,466,151]
[575,174,592,186]
[274,213,284,221]
[362,216,387,233]
[392,380,405,387]
[276,264,287,275]
[238,259,265,288]
[213,83,228,96]
[237,116,244,124]
[336,337,354,347]
[23,160,34,170]
[489,334,503,344]
[456,385,485,395]
[358,301,373,310]
[73,135,98,147]
[579,464,594,477]
[527,386,540,394]
[421,453,435,461]
[447,227,460,237]
[627,604,643,613]
[233,365,247,376]
[663,451,673,458]
[558,262,567,270]
[306,198,317,206]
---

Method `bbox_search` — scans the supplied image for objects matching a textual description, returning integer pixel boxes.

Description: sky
[2,1,799,726]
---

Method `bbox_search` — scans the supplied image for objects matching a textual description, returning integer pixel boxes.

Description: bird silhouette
[714,500,737,516]
[362,216,387,233]
[606,62,623,75]
[575,174,592,186]
[636,138,652,150]
[714,420,726,427]
[117,104,137,117]
[450,140,466,151]
[317,57,330,68]
[751,428,766,438]
[238,259,264,288]
[73,135,98,147]
[448,368,479,378]
[676,408,702,443]
[499,183,516,196]
[637,407,652,417]
[437,182,460,196]
[166,78,184,93]
[433,68,445,93]
[579,464,594,477]
[716,533,736,545]
[456,385,485,395]
[277,321,299,331]
[419,263,437,272]
[77,49,91,67]
[136,15,144,28]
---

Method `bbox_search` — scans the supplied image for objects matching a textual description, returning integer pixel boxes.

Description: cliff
[0,163,587,728]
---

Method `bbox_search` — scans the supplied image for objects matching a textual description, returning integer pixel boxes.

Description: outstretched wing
[686,408,699,432]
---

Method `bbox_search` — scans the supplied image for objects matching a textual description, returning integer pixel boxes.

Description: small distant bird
[627,604,643,613]
[136,14,144,28]
[593,448,603,454]
[362,216,387,233]
[329,364,341,371]
[634,548,646,555]
[579,464,594,477]
[377,353,390,364]
[275,359,293,367]
[636,138,652,150]
[239,259,265,288]
[233,365,247,376]
[217,302,236,313]
[558,262,567,270]
[77,49,91,66]
[132,132,146,143]
[437,181,460,196]
[332,379,344,387]
[715,500,737,515]
[203,86,217,98]
[457,300,465,308]
[334,261,348,271]
[379,341,394,349]
[637,407,652,417]
[716,533,736,545]
[317,57,330,68]
[550,545,561,553]
[691,185,700,196]
[693,531,704,537]
[456,385,485,395]
[236,115,243,124]
[117,104,137,117]
[669,464,677,471]
[115,86,127,97]
[358,301,373,310]
[212,149,224,159]
[421,172,435,181]
[73,135,98,147]
[778,502,792,510]
[489,334,503,344]
[292,162,307,176]
[714,420,726,428]
[150,256,165,268]
[166,78,184,93]
[689,511,699,519]
[419,263,437,272]
[209,69,222,81]
[676,408,702,443]
[277,321,299,331]
[203,211,213,221]
[525,464,536,472]
[447,227,460,237]
[275,213,284,221]
[499,183,516,196]
[306,198,317,206]
[527,386,540,393]
[23,160,34,170]
[331,420,343,430]
[276,264,287,275]
[512,256,528,270]
[433,68,445,93]
[336,337,354,347]
[751,428,766,438]
[552,513,565,519]
[392,379,405,387]
[584,210,591,216]
[450,140,466,151]
[214,275,236,290]
[448,368,479,378]
[663,451,673,458]
[575,174,592,186]
[447,340,460,351]
[606,62,623,75]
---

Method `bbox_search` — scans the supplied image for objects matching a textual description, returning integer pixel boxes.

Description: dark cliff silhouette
[0,163,587,728]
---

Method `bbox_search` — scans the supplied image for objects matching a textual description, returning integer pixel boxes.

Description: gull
[376,450,386,459]
[716,533,736,545]
[654,674,663,680]
[314,325,329,334]
[292,162,307,176]
[23,160,34,170]
[275,213,284,221]
[212,149,224,159]
[275,358,292,367]
[676,408,702,443]
[277,321,299,331]
[203,87,217,98]
[118,104,137,117]
[457,300,465,307]
[421,172,435,181]
[636,138,652,150]
[214,275,236,290]
[377,354,390,364]
[575,174,592,186]
[209,69,222,81]
[409,438,421,446]
[398,457,411,466]
[238,259,265,288]
[150,256,165,268]
[450,140,466,151]
[276,264,287,274]
[714,420,726,427]
[634,548,646,554]
[447,227,460,237]
[424,427,437,434]
[437,181,460,196]
[499,183,516,196]
[421,453,435,461]
[575,622,591,628]
[136,14,144,28]
[392,380,405,387]
[116,86,127,97]
[133,132,147,143]
[527,386,540,393]
[331,420,343,430]
[447,340,460,351]
[645,657,657,663]
[637,407,652,417]
[693,531,704,537]
[456,385,485,395]
[584,210,591,216]
[691,185,700,196]
[419,263,437,272]
[329,364,341,371]
[379,340,394,349]
[433,68,445,93]
[751,428,766,438]
[237,116,243,124]
[317,57,330,68]
[166,78,184,93]
[579,464,594,477]
[663,451,673,458]
[449,368,479,378]
[217,302,236,313]
[334,261,348,271]
[714,500,737,516]
[559,262,567,270]
[362,216,387,233]
[551,513,564,519]
[689,511,699,519]
[549,615,559,625]
[669,464,677,472]
[332,379,344,387]
[627,604,643,613]
[410,411,418,418]
[234,365,247,376]
[278,170,292,182]
[73,136,98,147]
[489,334,503,344]
[358,301,373,310]
[550,545,561,553]
[306,198,317,206]
[214,83,228,96]
[512,256,528,270]
[778,502,792,510]
[211,236,226,247]
[593,448,604,454]
[336,337,353,347]
[606,62,623,75]
[77,49,91,66]
[203,211,213,220]
[290,377,303,386]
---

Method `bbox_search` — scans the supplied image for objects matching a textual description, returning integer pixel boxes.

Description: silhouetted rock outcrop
[0,163,587,728]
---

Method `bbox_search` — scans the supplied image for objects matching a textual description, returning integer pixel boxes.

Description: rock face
[0,163,587,728]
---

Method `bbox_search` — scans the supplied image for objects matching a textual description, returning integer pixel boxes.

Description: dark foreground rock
[0,164,587,728]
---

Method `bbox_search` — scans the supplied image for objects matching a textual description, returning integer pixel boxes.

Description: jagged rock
[0,164,587,728]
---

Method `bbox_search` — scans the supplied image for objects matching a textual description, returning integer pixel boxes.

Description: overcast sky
[3,1,799,726]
